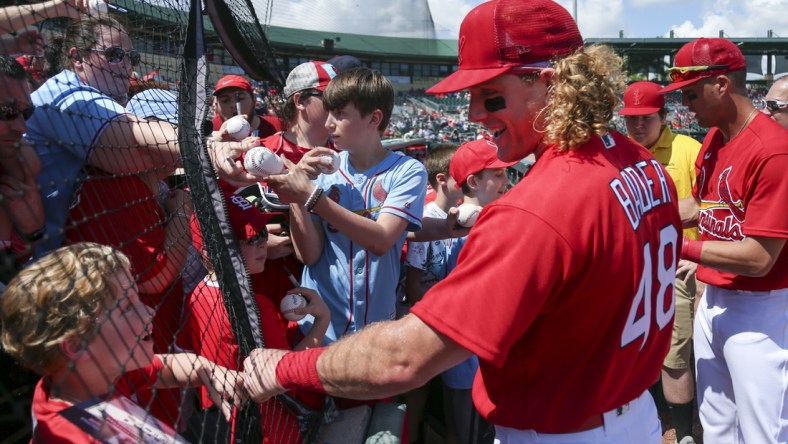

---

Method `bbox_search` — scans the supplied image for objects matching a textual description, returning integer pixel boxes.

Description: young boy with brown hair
[266,68,427,345]
[0,242,243,443]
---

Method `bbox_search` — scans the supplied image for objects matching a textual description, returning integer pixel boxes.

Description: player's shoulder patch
[601,133,616,149]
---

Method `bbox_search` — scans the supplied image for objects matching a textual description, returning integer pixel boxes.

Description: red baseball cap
[213,75,253,95]
[427,0,583,95]
[191,191,278,251]
[660,38,747,93]
[449,138,518,188]
[619,81,665,116]
[283,61,338,97]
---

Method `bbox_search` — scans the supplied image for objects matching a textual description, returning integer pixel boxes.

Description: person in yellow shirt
[620,80,702,444]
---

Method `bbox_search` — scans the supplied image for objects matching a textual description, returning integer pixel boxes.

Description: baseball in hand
[244,147,284,177]
[456,203,482,227]
[317,152,340,174]
[224,115,251,141]
[87,0,109,15]
[280,293,307,321]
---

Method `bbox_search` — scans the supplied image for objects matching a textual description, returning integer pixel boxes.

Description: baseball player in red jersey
[662,38,788,443]
[241,1,681,442]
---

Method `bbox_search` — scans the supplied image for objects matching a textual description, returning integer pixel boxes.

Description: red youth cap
[427,0,583,95]
[283,61,338,97]
[190,191,277,251]
[660,38,747,93]
[619,81,665,116]
[213,75,253,95]
[449,138,518,188]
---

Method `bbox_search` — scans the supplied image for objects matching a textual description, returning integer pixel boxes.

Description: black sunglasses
[0,102,35,121]
[91,47,141,66]
[244,227,269,246]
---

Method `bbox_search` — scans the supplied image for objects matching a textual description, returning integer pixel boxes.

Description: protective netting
[0,0,314,442]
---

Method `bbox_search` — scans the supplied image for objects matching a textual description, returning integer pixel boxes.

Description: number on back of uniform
[621,225,678,350]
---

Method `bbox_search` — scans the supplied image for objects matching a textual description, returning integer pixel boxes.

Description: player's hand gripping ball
[456,203,482,228]
[224,115,252,141]
[280,293,307,321]
[317,152,340,174]
[244,147,284,177]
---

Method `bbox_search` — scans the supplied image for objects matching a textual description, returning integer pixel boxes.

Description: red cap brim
[426,66,512,94]
[659,76,706,94]
[489,159,519,169]
[618,107,662,116]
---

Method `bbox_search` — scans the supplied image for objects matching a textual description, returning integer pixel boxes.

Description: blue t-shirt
[25,70,127,255]
[300,150,427,344]
[441,235,480,390]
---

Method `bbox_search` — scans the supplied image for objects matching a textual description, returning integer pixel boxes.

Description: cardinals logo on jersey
[372,181,388,203]
[697,166,745,241]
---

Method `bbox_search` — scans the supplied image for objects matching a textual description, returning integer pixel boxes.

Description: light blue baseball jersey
[441,234,479,390]
[300,150,427,344]
[25,70,127,255]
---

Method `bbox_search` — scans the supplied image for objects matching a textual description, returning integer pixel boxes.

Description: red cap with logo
[450,138,518,188]
[619,81,665,116]
[191,191,278,251]
[660,38,747,93]
[426,0,582,95]
[213,75,254,95]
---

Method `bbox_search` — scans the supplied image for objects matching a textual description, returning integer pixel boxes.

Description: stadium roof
[265,26,458,62]
[585,37,788,56]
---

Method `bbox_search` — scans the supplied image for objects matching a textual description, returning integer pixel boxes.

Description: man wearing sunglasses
[0,55,44,283]
[24,16,260,257]
[763,76,788,129]
[661,38,788,443]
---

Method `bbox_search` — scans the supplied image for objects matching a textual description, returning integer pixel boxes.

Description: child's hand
[197,364,247,421]
[265,157,316,205]
[287,287,329,321]
[299,148,337,180]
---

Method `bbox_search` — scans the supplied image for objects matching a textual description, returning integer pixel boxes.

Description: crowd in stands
[1,2,787,444]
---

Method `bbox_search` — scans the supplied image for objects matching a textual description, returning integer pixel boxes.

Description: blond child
[0,242,243,443]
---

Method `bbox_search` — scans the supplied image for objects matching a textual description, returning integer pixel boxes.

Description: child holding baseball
[265,67,428,345]
[0,242,244,443]
[184,190,329,443]
[439,137,515,444]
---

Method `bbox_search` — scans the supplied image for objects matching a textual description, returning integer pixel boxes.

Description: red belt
[564,414,604,432]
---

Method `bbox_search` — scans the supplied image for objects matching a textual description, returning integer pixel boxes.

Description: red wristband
[681,237,703,263]
[275,347,326,393]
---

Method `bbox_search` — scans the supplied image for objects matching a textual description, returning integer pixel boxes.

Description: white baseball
[280,293,307,321]
[87,0,109,15]
[244,147,284,177]
[317,152,340,174]
[456,203,482,227]
[224,115,251,141]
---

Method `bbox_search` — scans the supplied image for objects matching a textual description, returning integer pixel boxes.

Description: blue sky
[260,0,787,40]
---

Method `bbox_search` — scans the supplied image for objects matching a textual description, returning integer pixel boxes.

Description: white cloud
[667,0,788,37]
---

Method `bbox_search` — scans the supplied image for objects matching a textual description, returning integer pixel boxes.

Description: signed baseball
[280,293,307,321]
[88,0,109,15]
[244,147,284,177]
[317,152,340,174]
[456,203,482,228]
[224,115,251,141]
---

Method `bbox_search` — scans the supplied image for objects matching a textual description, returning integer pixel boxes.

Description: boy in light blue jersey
[266,68,427,344]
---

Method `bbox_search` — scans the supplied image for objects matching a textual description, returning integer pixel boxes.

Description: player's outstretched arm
[242,314,471,402]
[691,235,786,277]
[408,208,470,242]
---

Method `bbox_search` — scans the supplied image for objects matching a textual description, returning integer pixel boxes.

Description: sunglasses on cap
[0,102,35,121]
[667,64,729,82]
[91,47,141,66]
[762,99,788,113]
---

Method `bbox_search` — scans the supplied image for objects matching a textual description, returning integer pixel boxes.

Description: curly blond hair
[1,242,130,374]
[543,45,626,151]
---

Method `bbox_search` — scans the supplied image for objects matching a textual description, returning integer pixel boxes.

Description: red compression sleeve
[682,237,703,263]
[275,347,326,393]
